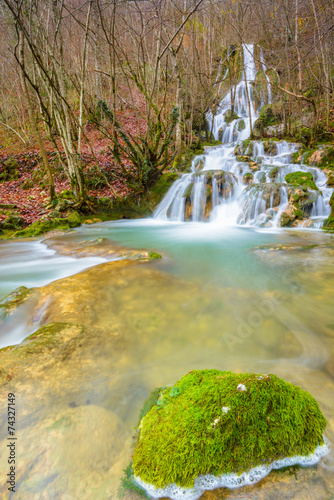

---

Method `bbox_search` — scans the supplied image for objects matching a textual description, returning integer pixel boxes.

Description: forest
[0,0,333,232]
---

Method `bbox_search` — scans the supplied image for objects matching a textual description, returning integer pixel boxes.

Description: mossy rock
[243,173,254,185]
[323,214,334,231]
[268,166,279,180]
[182,182,194,198]
[147,251,162,261]
[253,104,281,137]
[0,157,19,182]
[238,119,246,131]
[0,286,31,320]
[236,155,251,163]
[67,211,81,228]
[21,178,35,190]
[132,369,327,490]
[2,214,25,230]
[323,192,334,231]
[224,109,239,124]
[318,146,334,170]
[285,171,318,191]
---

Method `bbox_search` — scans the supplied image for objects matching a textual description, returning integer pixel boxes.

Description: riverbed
[0,220,334,499]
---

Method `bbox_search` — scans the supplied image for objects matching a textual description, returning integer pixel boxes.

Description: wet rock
[285,171,319,191]
[243,173,254,185]
[0,286,32,320]
[280,205,303,227]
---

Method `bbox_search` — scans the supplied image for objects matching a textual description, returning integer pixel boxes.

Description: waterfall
[154,43,333,229]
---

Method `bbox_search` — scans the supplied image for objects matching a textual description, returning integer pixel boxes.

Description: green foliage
[133,369,326,488]
[84,164,111,190]
[294,127,312,147]
[285,171,318,191]
[21,178,35,190]
[119,462,148,498]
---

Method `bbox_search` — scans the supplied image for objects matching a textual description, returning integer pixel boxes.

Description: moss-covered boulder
[2,214,25,230]
[132,369,327,495]
[0,157,19,182]
[224,109,239,124]
[285,171,318,191]
[67,211,81,228]
[238,119,246,131]
[253,104,282,137]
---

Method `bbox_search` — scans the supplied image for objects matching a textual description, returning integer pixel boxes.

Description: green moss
[238,119,246,131]
[269,167,279,180]
[182,182,194,198]
[318,147,334,170]
[0,286,31,319]
[0,157,19,182]
[243,173,253,184]
[1,214,25,230]
[137,387,165,423]
[133,369,326,488]
[285,172,318,191]
[291,151,301,164]
[147,251,162,261]
[67,211,81,228]
[14,218,71,238]
[224,109,239,124]
[253,104,282,137]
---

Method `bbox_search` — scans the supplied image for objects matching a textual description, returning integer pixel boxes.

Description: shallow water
[0,220,334,499]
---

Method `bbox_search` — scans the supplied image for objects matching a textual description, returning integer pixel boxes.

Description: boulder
[2,214,25,230]
[131,370,328,497]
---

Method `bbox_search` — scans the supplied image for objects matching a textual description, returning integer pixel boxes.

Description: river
[0,220,333,499]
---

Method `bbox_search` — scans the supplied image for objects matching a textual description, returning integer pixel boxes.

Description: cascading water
[154,44,333,229]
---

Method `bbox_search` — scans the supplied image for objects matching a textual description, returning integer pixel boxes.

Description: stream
[0,222,334,499]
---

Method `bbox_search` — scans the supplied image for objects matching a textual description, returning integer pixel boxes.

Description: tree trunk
[18,28,55,201]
